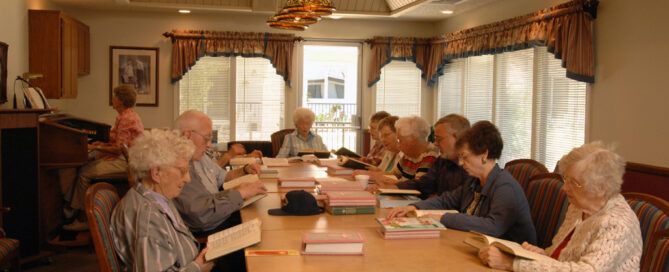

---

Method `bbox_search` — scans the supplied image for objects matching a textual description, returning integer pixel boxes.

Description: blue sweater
[413,164,537,245]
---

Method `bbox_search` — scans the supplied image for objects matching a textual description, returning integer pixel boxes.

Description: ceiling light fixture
[179,9,191,14]
[268,0,336,31]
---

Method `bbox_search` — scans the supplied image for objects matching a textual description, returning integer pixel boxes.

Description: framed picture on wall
[109,46,159,107]
[0,42,8,104]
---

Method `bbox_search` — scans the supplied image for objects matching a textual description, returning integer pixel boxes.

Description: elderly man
[370,114,471,199]
[173,110,267,272]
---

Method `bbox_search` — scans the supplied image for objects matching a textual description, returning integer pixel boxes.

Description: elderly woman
[359,111,391,166]
[355,116,401,178]
[111,129,214,272]
[478,142,642,271]
[63,84,144,231]
[276,107,327,158]
[387,121,536,245]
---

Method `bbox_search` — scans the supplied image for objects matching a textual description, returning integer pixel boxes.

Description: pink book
[301,232,365,255]
[326,191,376,201]
[278,177,317,188]
[318,180,363,192]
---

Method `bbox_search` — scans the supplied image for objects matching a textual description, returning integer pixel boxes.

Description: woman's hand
[478,245,514,271]
[521,242,546,255]
[386,205,416,219]
[195,247,214,272]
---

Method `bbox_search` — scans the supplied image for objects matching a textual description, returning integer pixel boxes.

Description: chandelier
[267,0,336,31]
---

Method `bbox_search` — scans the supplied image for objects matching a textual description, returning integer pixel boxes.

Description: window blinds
[376,61,422,117]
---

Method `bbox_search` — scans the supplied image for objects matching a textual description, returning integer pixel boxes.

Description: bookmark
[245,249,299,256]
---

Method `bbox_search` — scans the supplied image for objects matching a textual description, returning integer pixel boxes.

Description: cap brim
[267,208,324,216]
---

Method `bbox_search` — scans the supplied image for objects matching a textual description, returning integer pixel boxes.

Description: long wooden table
[240,163,491,271]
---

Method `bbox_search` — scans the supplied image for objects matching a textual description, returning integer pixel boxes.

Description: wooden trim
[626,162,669,178]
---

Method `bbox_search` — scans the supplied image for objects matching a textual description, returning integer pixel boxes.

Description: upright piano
[0,111,110,259]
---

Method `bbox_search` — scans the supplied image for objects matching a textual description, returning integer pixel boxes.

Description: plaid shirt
[107,108,144,160]
[360,142,386,166]
[276,131,327,158]
[391,143,440,181]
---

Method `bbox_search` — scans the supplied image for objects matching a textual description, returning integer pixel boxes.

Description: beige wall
[435,0,669,167]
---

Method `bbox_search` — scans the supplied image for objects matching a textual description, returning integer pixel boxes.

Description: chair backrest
[85,182,121,272]
[623,192,669,272]
[227,141,273,158]
[270,129,295,157]
[504,159,549,192]
[525,173,569,248]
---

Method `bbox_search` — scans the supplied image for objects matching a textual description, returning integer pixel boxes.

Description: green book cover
[327,206,376,215]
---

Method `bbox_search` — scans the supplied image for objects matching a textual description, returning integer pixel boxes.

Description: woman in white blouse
[478,142,642,271]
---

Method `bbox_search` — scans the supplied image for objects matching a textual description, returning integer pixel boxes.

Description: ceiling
[49,0,500,21]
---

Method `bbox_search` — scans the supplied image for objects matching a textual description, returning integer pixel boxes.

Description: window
[179,56,285,144]
[307,80,324,99]
[438,47,586,169]
[376,61,422,116]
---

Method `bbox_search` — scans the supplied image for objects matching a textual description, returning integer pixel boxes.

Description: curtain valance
[366,36,434,87]
[163,30,301,86]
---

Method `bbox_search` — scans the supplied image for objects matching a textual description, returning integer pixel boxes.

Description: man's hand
[244,163,262,175]
[236,180,267,200]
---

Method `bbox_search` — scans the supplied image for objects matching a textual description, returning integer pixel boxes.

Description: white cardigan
[513,194,642,272]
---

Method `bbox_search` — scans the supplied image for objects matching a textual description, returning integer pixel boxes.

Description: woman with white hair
[377,116,439,182]
[111,129,214,272]
[478,142,642,271]
[276,107,327,158]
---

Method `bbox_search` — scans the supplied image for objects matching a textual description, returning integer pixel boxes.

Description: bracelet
[243,164,249,175]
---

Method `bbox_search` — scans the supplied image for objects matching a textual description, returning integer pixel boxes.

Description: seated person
[276,107,327,158]
[388,121,536,245]
[478,142,642,271]
[369,114,471,199]
[369,116,439,184]
[110,129,213,272]
[354,115,401,175]
[172,110,267,271]
[63,85,144,231]
[359,111,391,166]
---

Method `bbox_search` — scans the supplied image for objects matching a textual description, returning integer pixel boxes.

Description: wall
[45,8,436,130]
[436,0,669,167]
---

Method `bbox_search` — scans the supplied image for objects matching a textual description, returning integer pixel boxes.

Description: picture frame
[109,46,159,107]
[0,42,8,104]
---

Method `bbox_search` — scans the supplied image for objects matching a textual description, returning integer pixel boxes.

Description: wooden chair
[623,192,669,272]
[227,141,273,158]
[525,173,569,248]
[85,183,121,272]
[504,159,549,192]
[270,129,295,157]
[0,207,20,272]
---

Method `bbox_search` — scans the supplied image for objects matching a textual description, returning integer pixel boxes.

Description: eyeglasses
[457,152,470,161]
[563,176,583,188]
[191,130,213,143]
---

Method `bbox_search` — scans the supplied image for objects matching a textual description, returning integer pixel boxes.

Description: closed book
[326,165,354,175]
[331,147,362,159]
[326,191,376,206]
[376,217,446,240]
[376,194,421,208]
[339,157,373,170]
[259,165,279,179]
[261,157,290,167]
[301,232,365,255]
[297,149,331,159]
[375,188,421,195]
[317,178,363,192]
[326,205,376,215]
[407,209,459,218]
[278,177,317,188]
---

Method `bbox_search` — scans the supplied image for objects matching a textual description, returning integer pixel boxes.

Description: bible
[331,147,362,159]
[463,231,554,262]
[205,218,262,261]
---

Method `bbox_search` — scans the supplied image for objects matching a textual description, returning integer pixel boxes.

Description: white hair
[293,107,316,124]
[129,129,195,180]
[395,116,430,142]
[558,141,626,200]
[174,110,210,132]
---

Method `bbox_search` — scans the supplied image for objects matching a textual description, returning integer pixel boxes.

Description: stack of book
[278,177,317,189]
[301,232,365,255]
[325,164,354,175]
[376,217,446,239]
[375,188,422,208]
[325,191,376,215]
[259,165,279,179]
[316,177,364,193]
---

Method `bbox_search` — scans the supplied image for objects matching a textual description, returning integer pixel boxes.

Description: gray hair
[174,110,211,132]
[293,107,316,124]
[435,114,470,136]
[395,116,430,142]
[557,141,626,200]
[129,129,195,180]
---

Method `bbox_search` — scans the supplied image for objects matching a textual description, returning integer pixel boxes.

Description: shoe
[63,219,88,231]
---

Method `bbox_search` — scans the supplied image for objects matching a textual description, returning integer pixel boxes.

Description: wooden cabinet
[28,10,90,99]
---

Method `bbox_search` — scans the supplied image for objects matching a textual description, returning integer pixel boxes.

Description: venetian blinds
[463,55,493,124]
[235,57,285,141]
[376,61,422,117]
[179,56,232,143]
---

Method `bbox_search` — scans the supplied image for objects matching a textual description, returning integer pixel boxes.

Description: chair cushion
[504,159,549,192]
[649,237,669,272]
[0,238,19,259]
[526,174,569,248]
[88,184,121,272]
[627,199,669,259]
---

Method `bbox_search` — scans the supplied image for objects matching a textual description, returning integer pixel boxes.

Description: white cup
[355,175,370,189]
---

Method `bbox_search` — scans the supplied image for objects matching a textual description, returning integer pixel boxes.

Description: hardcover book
[325,164,354,175]
[376,194,421,208]
[464,231,554,262]
[376,217,446,232]
[331,147,362,159]
[339,157,373,170]
[297,149,331,158]
[326,191,377,206]
[261,157,290,167]
[278,177,317,188]
[317,178,363,192]
[301,232,365,255]
[407,209,459,217]
[326,205,376,215]
[205,218,262,261]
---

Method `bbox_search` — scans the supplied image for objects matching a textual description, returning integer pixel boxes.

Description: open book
[407,209,458,217]
[205,218,262,261]
[463,231,553,262]
[339,157,373,170]
[297,149,331,158]
[222,174,267,208]
[331,147,362,159]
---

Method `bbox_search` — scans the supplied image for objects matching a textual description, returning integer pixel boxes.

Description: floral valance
[163,30,301,86]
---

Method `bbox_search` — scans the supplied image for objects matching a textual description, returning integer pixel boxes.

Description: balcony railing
[307,102,358,151]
